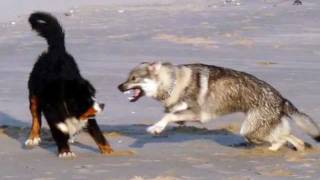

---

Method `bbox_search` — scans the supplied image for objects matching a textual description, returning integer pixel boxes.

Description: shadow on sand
[99,124,249,148]
[0,111,250,155]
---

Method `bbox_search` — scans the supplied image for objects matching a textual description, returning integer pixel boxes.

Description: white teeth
[124,90,131,94]
[128,97,134,101]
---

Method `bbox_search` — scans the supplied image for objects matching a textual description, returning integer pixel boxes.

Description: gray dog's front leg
[146,110,199,135]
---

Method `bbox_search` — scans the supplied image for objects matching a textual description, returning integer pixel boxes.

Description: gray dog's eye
[131,76,136,81]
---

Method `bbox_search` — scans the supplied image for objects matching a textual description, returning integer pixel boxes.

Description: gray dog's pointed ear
[148,62,162,73]
[138,62,150,68]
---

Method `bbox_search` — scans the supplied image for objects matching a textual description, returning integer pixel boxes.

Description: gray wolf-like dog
[118,62,320,151]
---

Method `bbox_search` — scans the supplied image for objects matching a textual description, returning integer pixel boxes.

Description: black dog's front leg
[87,119,113,154]
[48,122,74,158]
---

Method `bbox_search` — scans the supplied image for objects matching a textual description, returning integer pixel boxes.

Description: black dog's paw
[58,151,76,158]
[58,152,76,158]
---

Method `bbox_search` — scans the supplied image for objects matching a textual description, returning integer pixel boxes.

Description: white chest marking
[56,117,88,137]
[140,79,159,97]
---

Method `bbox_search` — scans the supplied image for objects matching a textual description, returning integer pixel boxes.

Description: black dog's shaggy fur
[25,12,113,157]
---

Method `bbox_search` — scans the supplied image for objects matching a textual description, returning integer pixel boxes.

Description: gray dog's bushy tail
[29,11,65,50]
[283,99,320,141]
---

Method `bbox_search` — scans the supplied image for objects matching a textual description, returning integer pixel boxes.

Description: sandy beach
[0,0,320,179]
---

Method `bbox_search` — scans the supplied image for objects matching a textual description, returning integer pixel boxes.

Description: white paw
[58,152,76,158]
[146,124,166,135]
[25,137,41,147]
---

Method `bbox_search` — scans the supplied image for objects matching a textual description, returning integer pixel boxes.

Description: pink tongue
[134,89,141,97]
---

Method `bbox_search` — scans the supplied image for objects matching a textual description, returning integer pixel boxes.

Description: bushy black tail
[29,11,65,50]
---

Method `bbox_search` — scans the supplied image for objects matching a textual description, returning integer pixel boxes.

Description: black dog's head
[65,80,104,119]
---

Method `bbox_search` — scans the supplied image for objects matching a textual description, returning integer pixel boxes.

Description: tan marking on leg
[25,96,41,146]
[98,143,114,154]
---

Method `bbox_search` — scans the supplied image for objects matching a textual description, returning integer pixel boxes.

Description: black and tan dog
[25,12,113,158]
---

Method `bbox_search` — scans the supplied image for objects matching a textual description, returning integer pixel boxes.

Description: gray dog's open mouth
[124,87,145,102]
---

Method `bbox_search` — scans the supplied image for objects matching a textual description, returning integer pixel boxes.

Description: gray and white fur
[118,62,320,151]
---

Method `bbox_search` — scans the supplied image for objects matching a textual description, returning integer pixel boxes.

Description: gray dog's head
[118,62,171,102]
